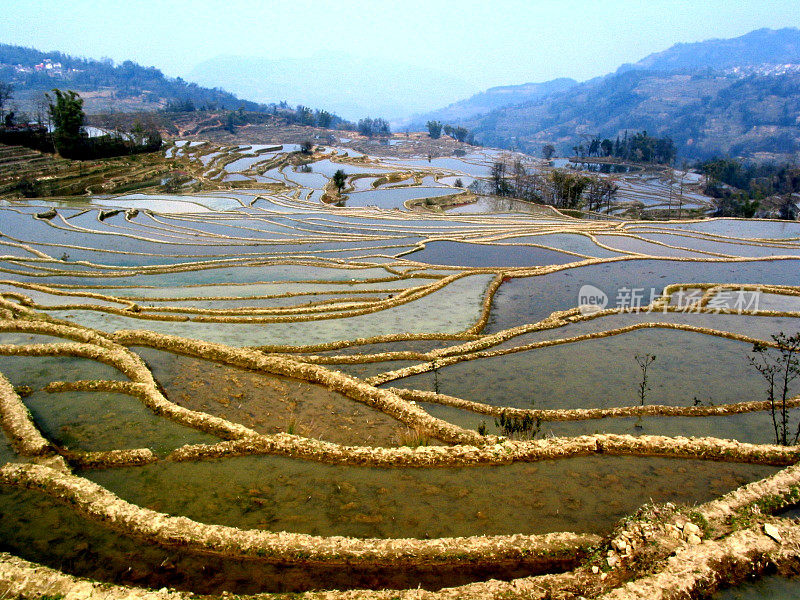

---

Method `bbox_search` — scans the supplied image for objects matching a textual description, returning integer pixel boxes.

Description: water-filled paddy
[0,355,128,388]
[389,329,773,410]
[83,455,775,538]
[0,486,535,593]
[418,401,781,445]
[634,219,800,239]
[713,576,800,600]
[49,273,493,346]
[134,347,409,446]
[24,390,216,454]
[406,240,581,267]
[346,186,458,209]
[487,258,800,331]
[2,147,800,599]
[0,429,14,464]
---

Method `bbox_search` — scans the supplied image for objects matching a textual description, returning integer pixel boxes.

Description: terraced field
[1,140,800,599]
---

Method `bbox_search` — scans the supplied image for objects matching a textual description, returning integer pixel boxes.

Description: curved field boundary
[389,387,800,421]
[0,462,600,567]
[166,433,800,468]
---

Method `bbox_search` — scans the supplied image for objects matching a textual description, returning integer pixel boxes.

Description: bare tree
[749,332,800,445]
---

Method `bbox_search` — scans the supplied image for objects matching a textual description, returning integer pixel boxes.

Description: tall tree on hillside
[542,144,555,160]
[332,169,347,194]
[426,120,443,139]
[46,89,85,154]
[0,82,13,123]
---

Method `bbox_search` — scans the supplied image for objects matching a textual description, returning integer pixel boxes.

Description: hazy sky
[3,0,800,91]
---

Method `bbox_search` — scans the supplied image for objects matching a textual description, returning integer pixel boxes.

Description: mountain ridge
[428,28,800,160]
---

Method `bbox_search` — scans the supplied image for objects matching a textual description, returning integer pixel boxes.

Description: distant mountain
[405,78,577,129]
[617,27,800,74]
[0,43,266,114]
[188,53,477,121]
[438,28,800,161]
[461,68,800,160]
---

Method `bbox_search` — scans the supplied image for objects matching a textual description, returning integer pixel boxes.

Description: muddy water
[83,455,776,539]
[0,429,14,464]
[24,390,216,455]
[0,486,550,593]
[418,402,781,445]
[134,347,409,446]
[713,575,800,599]
[0,355,128,388]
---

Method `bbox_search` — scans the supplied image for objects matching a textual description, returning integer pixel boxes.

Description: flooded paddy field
[2,138,800,599]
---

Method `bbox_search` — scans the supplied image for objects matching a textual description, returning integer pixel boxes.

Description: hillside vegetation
[428,28,800,161]
[0,43,265,114]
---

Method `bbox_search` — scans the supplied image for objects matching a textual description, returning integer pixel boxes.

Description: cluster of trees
[572,131,677,164]
[700,158,800,219]
[356,117,390,137]
[0,85,161,160]
[164,98,197,112]
[46,89,161,159]
[426,120,474,143]
[282,104,351,129]
[166,98,354,132]
[486,156,618,211]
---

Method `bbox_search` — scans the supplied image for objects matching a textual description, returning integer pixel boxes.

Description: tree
[749,333,800,445]
[332,169,347,193]
[490,161,510,196]
[635,354,656,407]
[452,126,469,143]
[585,176,618,212]
[315,110,332,128]
[542,144,555,160]
[300,140,313,154]
[224,111,237,133]
[46,89,85,154]
[426,120,443,139]
[713,193,759,218]
[0,82,13,123]
[357,117,390,137]
[634,353,656,429]
[778,195,797,220]
[550,170,590,209]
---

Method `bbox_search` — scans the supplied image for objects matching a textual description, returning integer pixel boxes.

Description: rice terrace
[2,5,800,600]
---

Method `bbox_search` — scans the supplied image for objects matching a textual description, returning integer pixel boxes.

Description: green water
[0,429,14,465]
[419,402,781,445]
[24,390,216,455]
[134,346,409,446]
[0,355,128,388]
[83,455,776,539]
[0,486,534,593]
[713,575,800,599]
